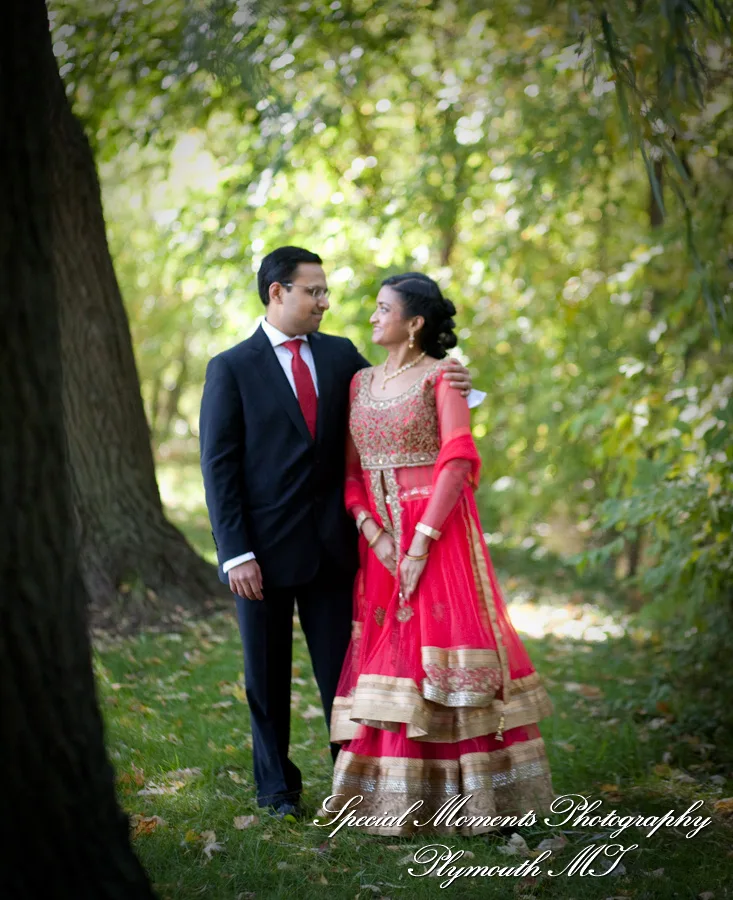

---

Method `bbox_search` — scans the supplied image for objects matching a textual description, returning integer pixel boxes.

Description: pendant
[396,604,413,623]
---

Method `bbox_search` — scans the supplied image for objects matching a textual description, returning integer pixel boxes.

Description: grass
[96,580,733,900]
[120,457,733,897]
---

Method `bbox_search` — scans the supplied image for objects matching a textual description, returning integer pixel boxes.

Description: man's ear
[269,282,283,305]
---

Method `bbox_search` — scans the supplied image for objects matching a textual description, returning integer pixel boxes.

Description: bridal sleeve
[344,374,370,522]
[417,372,477,534]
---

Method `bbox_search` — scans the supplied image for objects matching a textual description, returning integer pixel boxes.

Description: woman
[327,273,554,836]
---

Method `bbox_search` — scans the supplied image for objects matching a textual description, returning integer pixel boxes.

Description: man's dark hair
[257,246,323,306]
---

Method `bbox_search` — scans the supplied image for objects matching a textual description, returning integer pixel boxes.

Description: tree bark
[42,4,227,629]
[0,2,157,894]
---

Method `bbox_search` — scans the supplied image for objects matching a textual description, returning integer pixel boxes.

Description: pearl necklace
[381,351,426,390]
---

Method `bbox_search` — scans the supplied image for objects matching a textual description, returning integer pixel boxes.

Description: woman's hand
[400,555,428,601]
[372,532,397,575]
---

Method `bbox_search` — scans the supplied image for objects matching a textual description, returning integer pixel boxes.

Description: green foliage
[49,0,733,644]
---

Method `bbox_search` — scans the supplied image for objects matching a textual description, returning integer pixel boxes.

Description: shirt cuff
[467,388,486,409]
[223,552,256,573]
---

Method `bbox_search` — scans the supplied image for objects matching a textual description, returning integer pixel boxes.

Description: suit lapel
[251,325,313,445]
[309,332,332,445]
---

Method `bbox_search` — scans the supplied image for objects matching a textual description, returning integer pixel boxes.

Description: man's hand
[442,359,472,397]
[229,560,264,601]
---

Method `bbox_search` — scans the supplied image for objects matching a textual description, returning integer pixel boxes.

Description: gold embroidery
[464,505,514,736]
[400,485,433,500]
[369,470,393,536]
[383,468,402,552]
[431,601,446,621]
[333,672,553,743]
[328,740,555,835]
[349,362,449,471]
[421,647,503,706]
[374,606,386,626]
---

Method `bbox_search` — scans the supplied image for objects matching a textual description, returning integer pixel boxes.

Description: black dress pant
[234,558,354,808]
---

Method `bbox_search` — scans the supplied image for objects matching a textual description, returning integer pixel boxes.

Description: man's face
[270,263,330,335]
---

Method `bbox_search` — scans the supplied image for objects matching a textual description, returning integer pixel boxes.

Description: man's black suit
[199,323,369,808]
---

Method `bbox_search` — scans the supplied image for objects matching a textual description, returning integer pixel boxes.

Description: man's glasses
[280,282,330,301]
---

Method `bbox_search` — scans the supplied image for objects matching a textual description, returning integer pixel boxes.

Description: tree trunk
[43,5,227,629]
[0,2,157,894]
[161,331,190,442]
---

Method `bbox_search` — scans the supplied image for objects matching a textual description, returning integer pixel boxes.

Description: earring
[409,333,415,349]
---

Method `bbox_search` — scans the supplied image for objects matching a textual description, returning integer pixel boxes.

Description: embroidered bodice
[349,361,449,470]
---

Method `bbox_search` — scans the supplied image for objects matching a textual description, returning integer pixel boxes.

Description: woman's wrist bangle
[367,527,384,548]
[415,522,441,541]
[355,511,372,533]
[404,550,429,561]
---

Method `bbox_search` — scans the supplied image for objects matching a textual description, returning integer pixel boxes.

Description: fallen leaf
[673,772,697,784]
[201,831,224,860]
[535,835,568,852]
[595,858,626,877]
[302,704,324,720]
[498,833,532,857]
[130,814,166,837]
[234,815,259,830]
[277,861,292,870]
[713,798,733,816]
[555,741,575,753]
[699,893,715,900]
[167,767,202,780]
[563,682,603,698]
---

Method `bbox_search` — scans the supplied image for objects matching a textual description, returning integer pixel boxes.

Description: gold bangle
[367,527,384,548]
[355,511,371,533]
[404,551,429,561]
[415,522,441,541]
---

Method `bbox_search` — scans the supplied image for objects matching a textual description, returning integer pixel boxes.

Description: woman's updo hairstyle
[381,272,458,359]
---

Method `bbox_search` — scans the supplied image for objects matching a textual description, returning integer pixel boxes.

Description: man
[199,246,474,818]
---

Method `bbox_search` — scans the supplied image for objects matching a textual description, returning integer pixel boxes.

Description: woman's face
[370,285,412,347]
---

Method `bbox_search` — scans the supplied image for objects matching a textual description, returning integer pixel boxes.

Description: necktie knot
[283,339,304,358]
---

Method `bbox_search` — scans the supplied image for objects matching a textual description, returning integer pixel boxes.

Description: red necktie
[283,339,318,438]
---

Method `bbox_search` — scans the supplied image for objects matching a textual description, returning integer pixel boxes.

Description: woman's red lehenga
[329,359,555,835]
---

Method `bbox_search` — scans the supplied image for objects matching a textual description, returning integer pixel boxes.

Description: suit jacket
[199,324,370,587]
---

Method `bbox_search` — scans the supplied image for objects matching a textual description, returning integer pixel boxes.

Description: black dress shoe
[266,800,303,820]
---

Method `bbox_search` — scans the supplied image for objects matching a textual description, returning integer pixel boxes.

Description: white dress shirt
[222,320,486,574]
[222,319,316,573]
